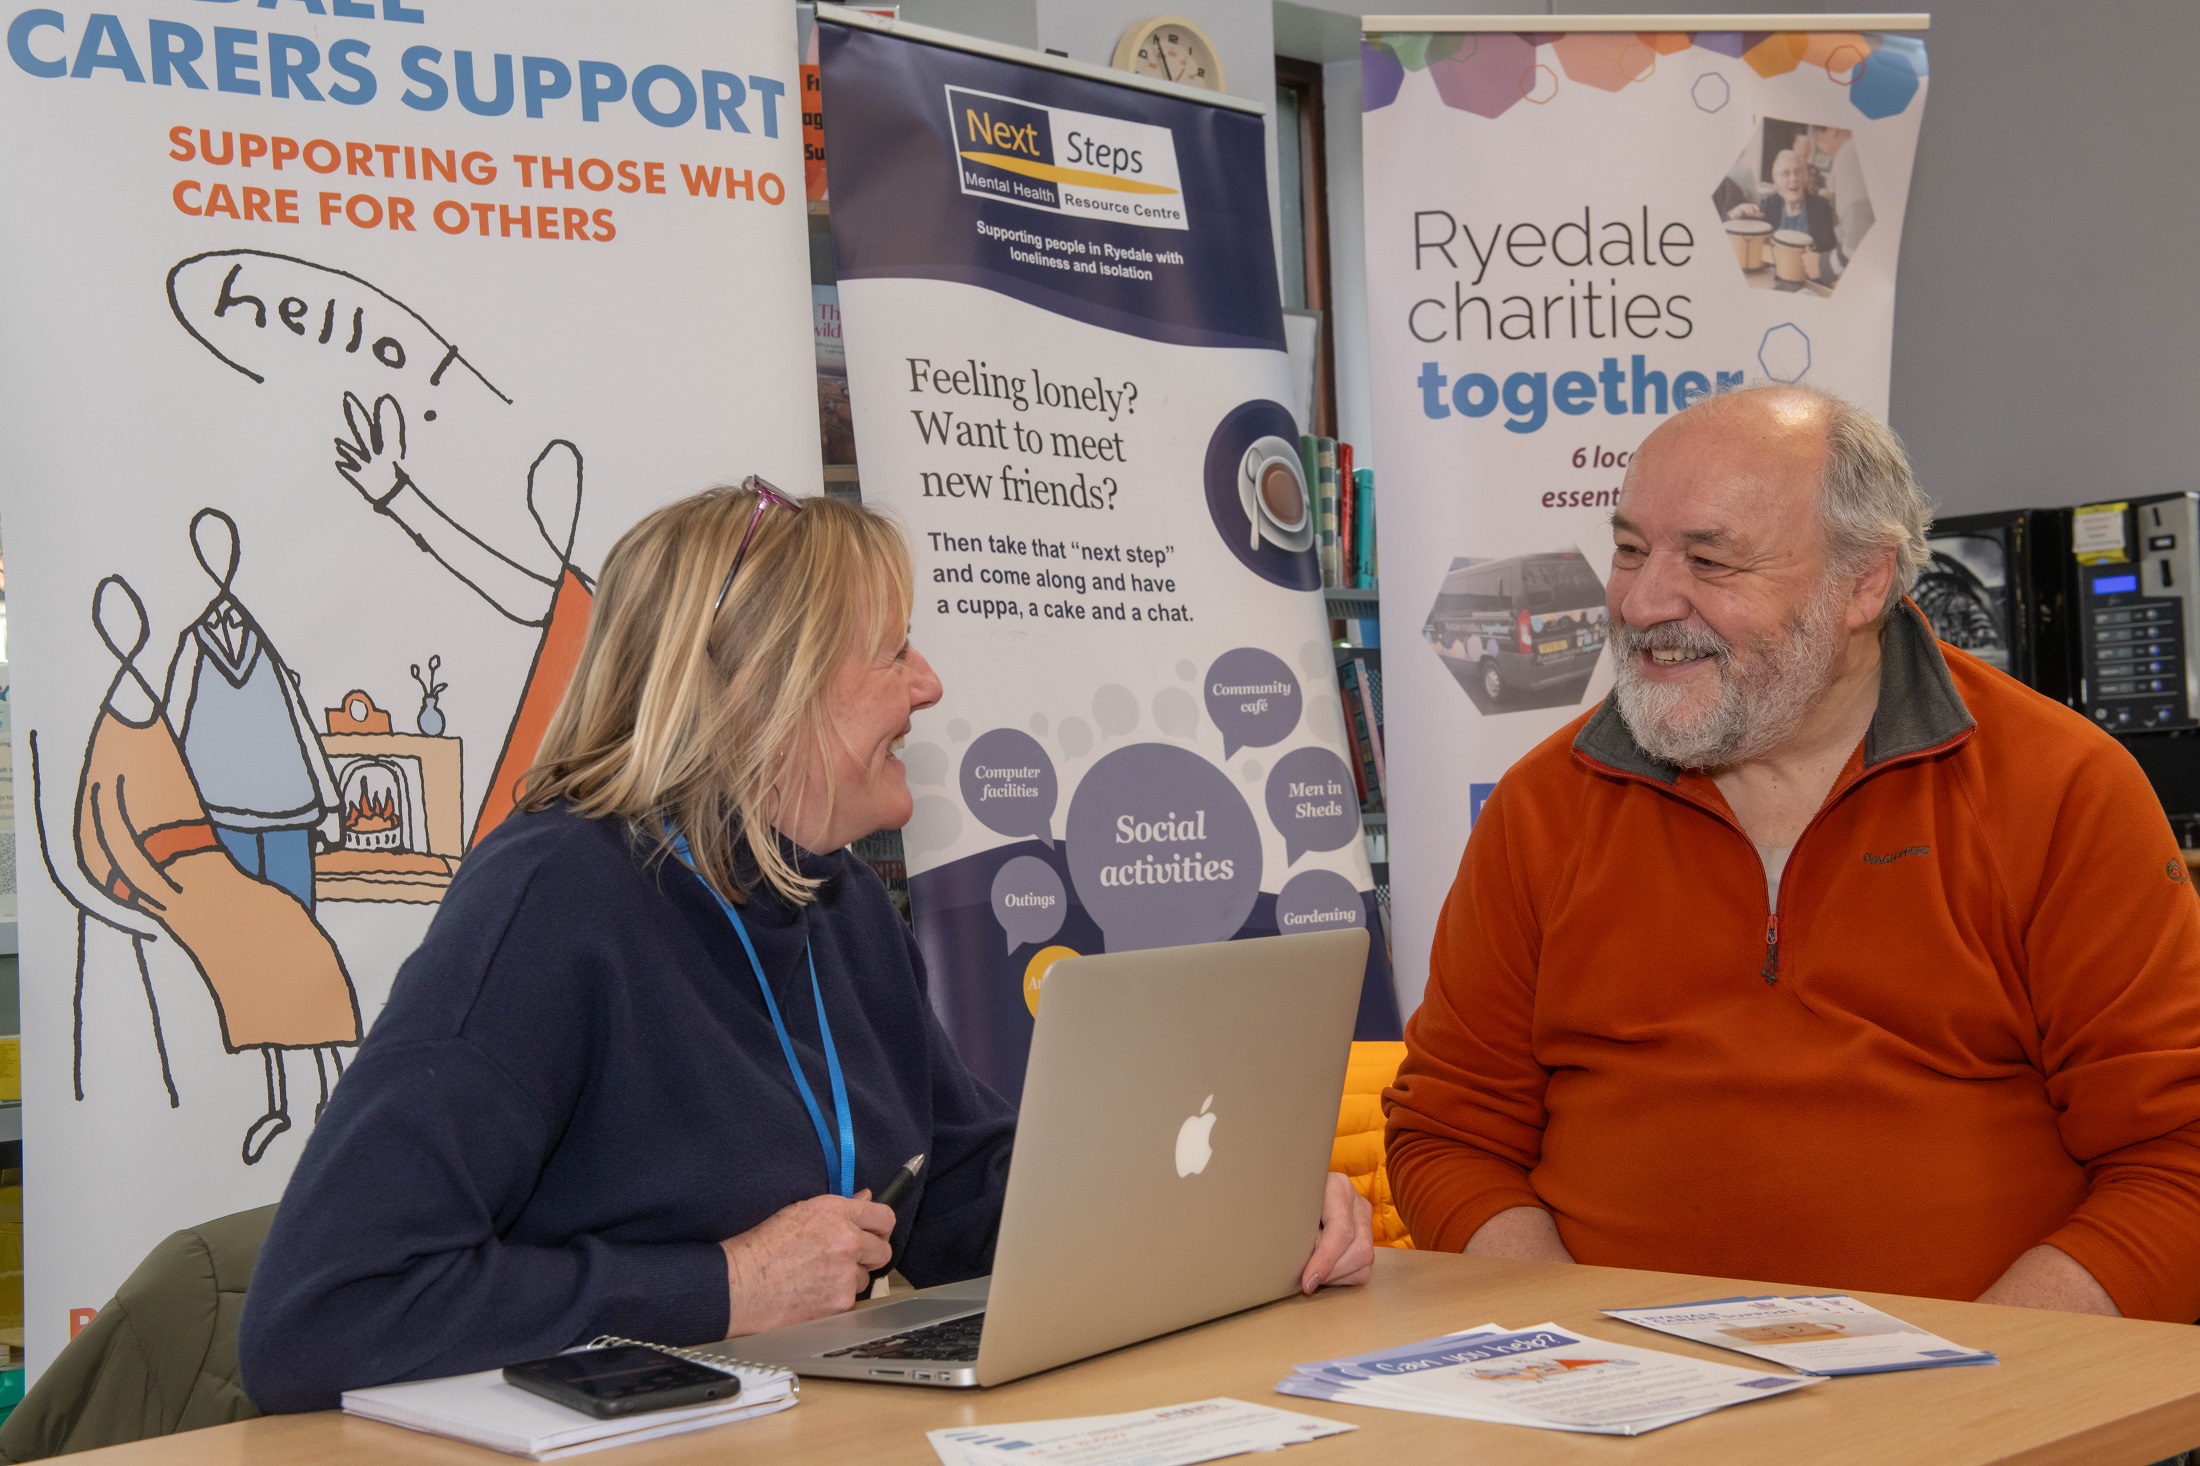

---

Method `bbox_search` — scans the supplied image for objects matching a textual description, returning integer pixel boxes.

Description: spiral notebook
[340,1336,798,1460]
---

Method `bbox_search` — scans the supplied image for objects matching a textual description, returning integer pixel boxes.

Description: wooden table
[66,1249,2200,1464]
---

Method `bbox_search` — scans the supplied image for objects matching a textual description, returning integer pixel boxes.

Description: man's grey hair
[1678,384,1933,614]
[1815,391,1932,613]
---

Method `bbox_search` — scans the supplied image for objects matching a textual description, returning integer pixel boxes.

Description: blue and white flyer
[1603,1294,1998,1375]
[927,1397,1353,1466]
[817,8,1399,1098]
[1277,1322,1817,1435]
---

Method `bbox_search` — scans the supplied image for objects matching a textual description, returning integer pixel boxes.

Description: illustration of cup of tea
[1240,435,1312,551]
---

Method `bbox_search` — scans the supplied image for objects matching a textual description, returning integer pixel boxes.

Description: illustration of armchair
[29,579,182,1109]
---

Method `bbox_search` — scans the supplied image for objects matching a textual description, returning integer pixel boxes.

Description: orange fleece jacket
[1386,603,2200,1322]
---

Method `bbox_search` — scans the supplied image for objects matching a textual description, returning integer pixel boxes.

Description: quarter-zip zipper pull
[1762,914,1780,985]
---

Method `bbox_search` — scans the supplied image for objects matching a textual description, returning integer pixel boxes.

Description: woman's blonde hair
[518,485,913,905]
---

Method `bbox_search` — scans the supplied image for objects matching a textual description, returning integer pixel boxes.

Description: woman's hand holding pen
[720,1191,896,1336]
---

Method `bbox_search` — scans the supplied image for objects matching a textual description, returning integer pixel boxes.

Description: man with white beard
[1385,386,2200,1323]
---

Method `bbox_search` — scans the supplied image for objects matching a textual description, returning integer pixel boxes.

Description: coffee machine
[1917,508,2078,704]
[2074,494,2200,733]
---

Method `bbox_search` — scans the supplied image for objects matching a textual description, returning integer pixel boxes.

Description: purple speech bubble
[1204,647,1303,758]
[1265,747,1361,865]
[1275,868,1367,937]
[1065,743,1261,952]
[991,855,1067,954]
[961,729,1058,846]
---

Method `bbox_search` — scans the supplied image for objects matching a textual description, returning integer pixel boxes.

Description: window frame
[1275,55,1337,440]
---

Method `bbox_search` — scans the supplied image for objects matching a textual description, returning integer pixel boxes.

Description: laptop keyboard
[824,1311,986,1362]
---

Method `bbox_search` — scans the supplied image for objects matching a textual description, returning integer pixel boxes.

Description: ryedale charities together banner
[818,9,1402,1102]
[1360,20,1928,1007]
[0,0,816,1372]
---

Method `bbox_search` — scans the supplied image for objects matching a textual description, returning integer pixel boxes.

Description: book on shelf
[797,7,826,202]
[1315,437,1339,588]
[1338,684,1370,807]
[1342,683,1380,813]
[1335,441,1356,589]
[801,61,826,203]
[813,285,855,467]
[1341,650,1385,808]
[797,4,899,205]
[1351,467,1377,589]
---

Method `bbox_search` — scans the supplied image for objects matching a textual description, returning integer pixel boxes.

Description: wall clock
[1111,17,1226,92]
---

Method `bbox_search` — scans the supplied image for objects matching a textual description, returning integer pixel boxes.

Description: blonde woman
[239,485,1372,1412]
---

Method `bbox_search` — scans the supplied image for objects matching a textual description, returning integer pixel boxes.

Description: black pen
[873,1152,926,1213]
[866,1154,926,1295]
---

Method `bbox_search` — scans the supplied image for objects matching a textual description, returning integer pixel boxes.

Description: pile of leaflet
[928,1398,1352,1466]
[1602,1294,1997,1375]
[1275,1323,1818,1436]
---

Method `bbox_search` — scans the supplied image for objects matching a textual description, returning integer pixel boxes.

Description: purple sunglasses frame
[713,476,804,613]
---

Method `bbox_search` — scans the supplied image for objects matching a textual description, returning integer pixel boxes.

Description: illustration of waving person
[163,249,595,852]
[332,389,592,847]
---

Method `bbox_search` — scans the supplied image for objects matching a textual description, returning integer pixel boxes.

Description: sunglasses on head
[713,476,804,613]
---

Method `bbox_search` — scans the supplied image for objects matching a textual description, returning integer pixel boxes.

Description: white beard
[1611,582,1847,770]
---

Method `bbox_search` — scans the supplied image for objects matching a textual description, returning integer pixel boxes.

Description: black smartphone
[502,1345,741,1420]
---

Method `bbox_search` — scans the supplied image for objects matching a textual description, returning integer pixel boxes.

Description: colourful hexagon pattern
[1365,28,1925,121]
[1428,34,1538,120]
[1552,33,1658,93]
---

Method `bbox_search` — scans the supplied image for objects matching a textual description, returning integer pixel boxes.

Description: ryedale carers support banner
[1360,19,1927,1008]
[0,0,817,1372]
[818,9,1401,1101]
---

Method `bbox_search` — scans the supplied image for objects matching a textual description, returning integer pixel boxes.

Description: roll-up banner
[816,7,1401,1102]
[0,1,815,1370]
[1360,15,1928,1008]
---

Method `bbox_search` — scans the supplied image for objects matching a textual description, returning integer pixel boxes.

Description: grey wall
[1886,0,2200,518]
[894,0,1035,48]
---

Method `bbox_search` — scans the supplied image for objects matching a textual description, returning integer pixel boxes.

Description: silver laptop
[717,928,1368,1388]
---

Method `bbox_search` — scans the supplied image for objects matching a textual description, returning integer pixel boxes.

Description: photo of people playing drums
[1716,118,1875,296]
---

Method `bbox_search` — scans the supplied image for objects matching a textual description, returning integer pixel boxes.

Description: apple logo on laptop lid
[1175,1095,1216,1177]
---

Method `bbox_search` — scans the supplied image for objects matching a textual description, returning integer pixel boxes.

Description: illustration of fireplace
[315,689,465,905]
[335,754,428,855]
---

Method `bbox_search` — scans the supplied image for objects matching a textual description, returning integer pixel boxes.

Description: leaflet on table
[926,1397,1353,1466]
[1602,1295,1998,1376]
[1276,1323,1817,1436]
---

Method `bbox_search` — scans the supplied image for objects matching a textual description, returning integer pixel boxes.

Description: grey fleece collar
[1572,599,1976,786]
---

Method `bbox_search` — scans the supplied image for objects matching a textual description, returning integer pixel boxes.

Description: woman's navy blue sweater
[238,805,1015,1412]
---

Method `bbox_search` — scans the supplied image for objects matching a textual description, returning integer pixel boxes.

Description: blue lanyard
[671,832,855,1198]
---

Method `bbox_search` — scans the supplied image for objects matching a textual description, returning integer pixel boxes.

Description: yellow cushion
[1331,1040,1413,1249]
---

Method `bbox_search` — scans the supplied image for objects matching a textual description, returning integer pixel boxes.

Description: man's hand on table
[1976,1244,2121,1316]
[1301,1172,1376,1292]
[1465,1205,1577,1263]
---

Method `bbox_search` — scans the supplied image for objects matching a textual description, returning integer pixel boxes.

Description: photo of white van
[1423,551,1609,711]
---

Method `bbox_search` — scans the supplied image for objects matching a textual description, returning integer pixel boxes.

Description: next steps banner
[820,15,1400,1101]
